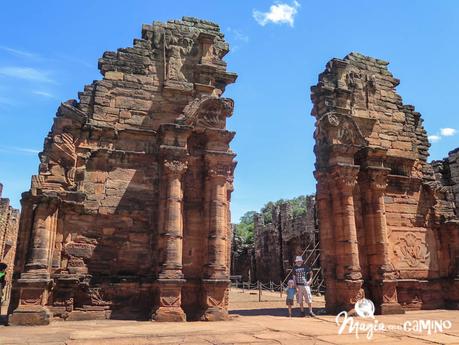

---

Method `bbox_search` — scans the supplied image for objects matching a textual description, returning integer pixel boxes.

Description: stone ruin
[9,17,237,325]
[0,183,20,305]
[311,52,459,314]
[231,196,319,284]
[254,197,318,283]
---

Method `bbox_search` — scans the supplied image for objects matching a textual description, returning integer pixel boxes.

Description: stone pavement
[1,289,459,344]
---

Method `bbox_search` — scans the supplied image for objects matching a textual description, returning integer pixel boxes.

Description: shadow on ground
[230,307,325,317]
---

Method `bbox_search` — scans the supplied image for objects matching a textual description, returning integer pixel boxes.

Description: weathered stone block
[105,71,124,81]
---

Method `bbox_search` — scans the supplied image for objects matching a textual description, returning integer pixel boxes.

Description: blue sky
[0,1,458,222]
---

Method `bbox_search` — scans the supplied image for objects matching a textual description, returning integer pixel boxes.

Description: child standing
[285,279,296,317]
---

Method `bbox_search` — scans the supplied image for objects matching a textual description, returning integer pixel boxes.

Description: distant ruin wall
[0,183,20,305]
[231,196,318,283]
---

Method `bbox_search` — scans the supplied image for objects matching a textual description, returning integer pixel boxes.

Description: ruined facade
[231,196,318,283]
[9,17,237,325]
[311,52,459,314]
[0,183,20,305]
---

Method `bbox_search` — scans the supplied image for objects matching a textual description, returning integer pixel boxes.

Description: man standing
[292,256,315,317]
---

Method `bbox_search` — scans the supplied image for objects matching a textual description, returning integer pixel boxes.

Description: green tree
[234,211,256,246]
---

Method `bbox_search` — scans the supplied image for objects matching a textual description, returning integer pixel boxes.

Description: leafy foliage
[234,211,256,246]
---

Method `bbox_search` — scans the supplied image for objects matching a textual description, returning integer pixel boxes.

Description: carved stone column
[155,159,188,322]
[330,164,364,311]
[207,166,229,278]
[367,167,404,314]
[201,158,232,321]
[314,171,337,312]
[9,198,58,326]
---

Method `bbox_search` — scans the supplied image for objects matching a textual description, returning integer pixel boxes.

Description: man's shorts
[286,298,294,306]
[296,285,312,304]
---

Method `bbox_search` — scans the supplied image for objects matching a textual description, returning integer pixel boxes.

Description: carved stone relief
[394,233,430,268]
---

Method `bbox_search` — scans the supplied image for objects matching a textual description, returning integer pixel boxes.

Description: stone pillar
[366,167,404,314]
[26,203,58,273]
[207,168,228,278]
[155,159,187,322]
[201,160,231,321]
[330,164,364,311]
[9,198,58,326]
[315,172,337,312]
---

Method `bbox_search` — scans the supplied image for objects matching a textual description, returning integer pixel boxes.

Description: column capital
[330,164,360,193]
[367,167,391,192]
[206,162,234,182]
[163,159,188,178]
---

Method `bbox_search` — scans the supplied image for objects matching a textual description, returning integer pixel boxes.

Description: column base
[372,280,405,315]
[153,278,186,322]
[153,306,186,322]
[8,305,52,326]
[201,279,229,321]
[334,279,364,313]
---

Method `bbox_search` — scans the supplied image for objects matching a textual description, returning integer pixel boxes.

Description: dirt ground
[1,288,459,344]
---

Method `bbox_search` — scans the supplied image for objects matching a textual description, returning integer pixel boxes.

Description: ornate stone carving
[367,169,389,191]
[346,71,377,110]
[21,289,43,306]
[208,164,233,180]
[179,96,234,129]
[43,132,78,189]
[163,160,188,177]
[327,113,340,126]
[207,295,225,308]
[382,283,398,303]
[160,295,181,307]
[315,113,366,147]
[349,287,365,304]
[165,36,193,82]
[88,288,111,306]
[331,165,359,190]
[394,233,430,267]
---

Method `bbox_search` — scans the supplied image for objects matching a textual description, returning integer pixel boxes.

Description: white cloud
[253,1,300,27]
[440,128,457,136]
[227,27,249,43]
[0,66,55,83]
[0,46,40,59]
[32,90,54,98]
[0,146,40,154]
[428,135,441,143]
[429,127,457,144]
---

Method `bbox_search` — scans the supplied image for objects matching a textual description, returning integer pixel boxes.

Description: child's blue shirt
[286,287,295,300]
